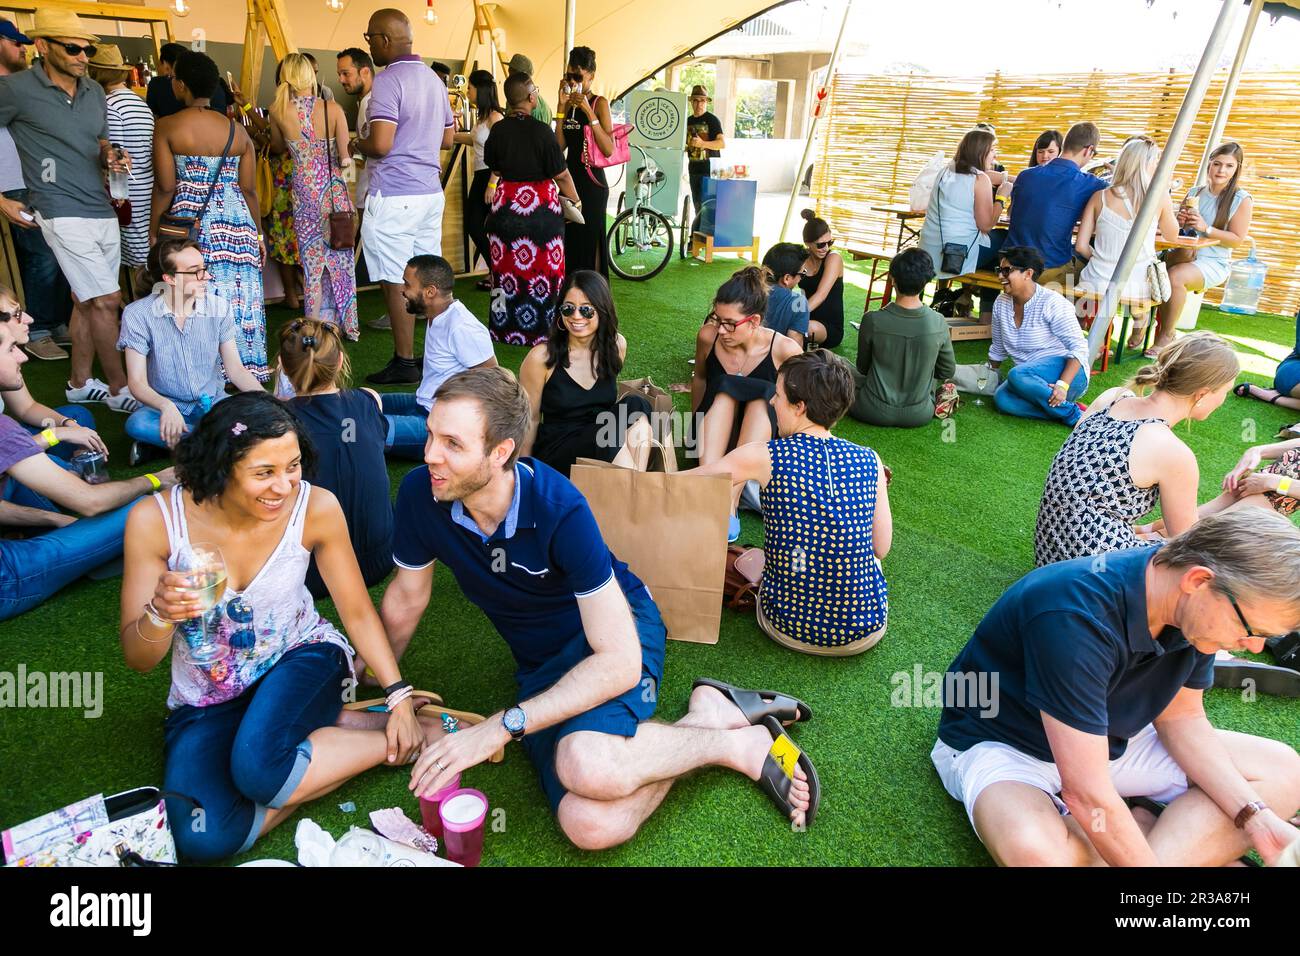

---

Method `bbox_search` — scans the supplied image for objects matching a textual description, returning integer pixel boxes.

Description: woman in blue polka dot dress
[696,350,892,655]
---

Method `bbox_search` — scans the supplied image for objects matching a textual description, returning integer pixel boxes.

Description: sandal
[1233,382,1254,399]
[756,716,820,828]
[692,678,812,725]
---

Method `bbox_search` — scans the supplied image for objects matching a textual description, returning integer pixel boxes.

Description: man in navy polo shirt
[379,367,816,848]
[932,510,1300,867]
[1004,121,1107,287]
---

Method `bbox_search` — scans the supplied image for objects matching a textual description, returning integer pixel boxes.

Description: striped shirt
[117,292,236,415]
[988,285,1090,375]
[106,88,155,267]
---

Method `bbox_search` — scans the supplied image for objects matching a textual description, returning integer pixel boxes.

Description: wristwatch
[502,706,527,742]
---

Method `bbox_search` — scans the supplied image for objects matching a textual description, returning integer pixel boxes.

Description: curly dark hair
[174,50,220,101]
[174,392,316,503]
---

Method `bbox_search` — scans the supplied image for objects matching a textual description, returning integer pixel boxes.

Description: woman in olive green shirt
[850,248,956,428]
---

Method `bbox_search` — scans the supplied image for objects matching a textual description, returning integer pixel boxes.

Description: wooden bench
[1065,288,1161,368]
[845,243,894,313]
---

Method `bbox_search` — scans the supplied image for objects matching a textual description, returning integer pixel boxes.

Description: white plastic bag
[909,153,951,212]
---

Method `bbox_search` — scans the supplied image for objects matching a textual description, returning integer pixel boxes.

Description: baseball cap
[0,19,33,45]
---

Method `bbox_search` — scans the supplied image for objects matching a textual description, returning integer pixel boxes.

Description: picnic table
[1155,234,1219,251]
[871,203,925,251]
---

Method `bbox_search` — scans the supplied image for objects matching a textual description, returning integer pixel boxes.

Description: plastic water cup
[71,450,109,484]
[439,789,488,867]
[417,771,461,841]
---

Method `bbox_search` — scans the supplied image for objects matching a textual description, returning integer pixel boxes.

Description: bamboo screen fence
[811,70,1300,316]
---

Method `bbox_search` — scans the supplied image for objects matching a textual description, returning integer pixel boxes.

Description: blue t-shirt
[1005,158,1107,269]
[937,547,1214,762]
[392,458,647,687]
[763,284,809,339]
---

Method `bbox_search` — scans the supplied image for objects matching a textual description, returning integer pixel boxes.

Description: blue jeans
[0,501,133,621]
[22,404,96,462]
[993,356,1089,426]
[382,392,429,461]
[125,404,208,450]
[4,187,72,338]
[162,642,350,862]
[1275,311,1300,397]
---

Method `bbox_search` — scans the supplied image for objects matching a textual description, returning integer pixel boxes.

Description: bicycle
[607,144,690,281]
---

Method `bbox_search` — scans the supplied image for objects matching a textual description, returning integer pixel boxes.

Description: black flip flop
[1212,658,1300,698]
[692,678,812,725]
[756,716,820,829]
[1233,382,1254,399]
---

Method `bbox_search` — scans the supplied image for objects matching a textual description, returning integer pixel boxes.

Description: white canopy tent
[1086,0,1300,362]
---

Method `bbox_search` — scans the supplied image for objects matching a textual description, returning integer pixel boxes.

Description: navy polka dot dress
[759,433,889,647]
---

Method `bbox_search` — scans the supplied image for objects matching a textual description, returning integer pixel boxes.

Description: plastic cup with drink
[439,789,488,867]
[72,450,109,484]
[108,145,131,201]
[417,771,461,841]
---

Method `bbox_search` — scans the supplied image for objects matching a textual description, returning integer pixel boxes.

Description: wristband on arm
[39,428,59,448]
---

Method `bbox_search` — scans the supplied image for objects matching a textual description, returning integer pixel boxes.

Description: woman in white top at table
[1074,136,1178,348]
[918,128,1003,280]
[1150,142,1253,357]
[454,70,504,291]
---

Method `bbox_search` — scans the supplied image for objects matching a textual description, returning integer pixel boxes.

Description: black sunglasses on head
[53,40,97,58]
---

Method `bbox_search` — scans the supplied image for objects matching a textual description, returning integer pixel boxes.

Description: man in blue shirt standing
[379,367,818,848]
[932,509,1300,866]
[1004,122,1107,288]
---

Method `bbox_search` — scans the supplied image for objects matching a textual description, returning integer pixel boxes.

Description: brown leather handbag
[322,94,356,250]
[158,121,235,242]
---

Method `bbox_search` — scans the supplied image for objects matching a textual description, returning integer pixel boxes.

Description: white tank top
[155,481,353,710]
[472,119,491,173]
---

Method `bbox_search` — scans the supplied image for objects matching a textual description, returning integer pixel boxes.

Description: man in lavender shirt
[353,8,456,385]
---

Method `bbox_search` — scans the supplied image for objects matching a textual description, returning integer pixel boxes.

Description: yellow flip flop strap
[769,733,800,781]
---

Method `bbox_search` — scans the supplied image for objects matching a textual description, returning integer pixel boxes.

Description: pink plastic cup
[417,771,461,841]
[439,788,488,867]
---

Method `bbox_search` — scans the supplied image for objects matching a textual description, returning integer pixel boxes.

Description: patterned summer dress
[170,150,268,379]
[266,152,299,266]
[1034,392,1165,566]
[286,95,357,338]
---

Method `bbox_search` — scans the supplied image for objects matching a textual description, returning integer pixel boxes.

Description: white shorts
[361,190,445,284]
[930,724,1189,835]
[35,213,122,301]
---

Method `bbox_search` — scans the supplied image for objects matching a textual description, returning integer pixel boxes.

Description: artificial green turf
[2,253,1297,867]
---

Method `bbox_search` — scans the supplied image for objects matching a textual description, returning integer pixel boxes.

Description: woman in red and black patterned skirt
[483,75,584,346]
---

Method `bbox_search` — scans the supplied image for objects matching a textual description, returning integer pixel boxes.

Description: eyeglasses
[1223,589,1266,641]
[707,312,757,333]
[559,303,596,320]
[361,32,388,43]
[814,239,835,250]
[171,267,209,279]
[995,266,1024,277]
[53,41,98,58]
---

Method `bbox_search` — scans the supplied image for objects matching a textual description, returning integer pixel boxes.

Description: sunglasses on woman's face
[559,303,597,320]
[814,239,835,250]
[54,41,98,58]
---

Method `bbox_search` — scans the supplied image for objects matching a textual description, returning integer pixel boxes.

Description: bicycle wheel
[607,207,674,281]
[679,194,692,259]
[617,190,626,214]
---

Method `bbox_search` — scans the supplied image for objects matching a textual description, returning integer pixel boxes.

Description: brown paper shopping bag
[618,377,678,472]
[570,459,730,644]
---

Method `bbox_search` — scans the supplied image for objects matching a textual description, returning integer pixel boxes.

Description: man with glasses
[379,254,496,460]
[932,508,1300,867]
[0,9,138,416]
[1004,121,1107,288]
[0,18,72,363]
[117,239,264,465]
[353,8,456,386]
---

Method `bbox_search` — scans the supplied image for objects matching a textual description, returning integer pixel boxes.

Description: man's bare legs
[383,281,415,360]
[69,291,126,392]
[552,685,811,851]
[970,730,1300,866]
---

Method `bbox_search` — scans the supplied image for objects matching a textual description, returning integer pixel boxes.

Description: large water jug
[1220,239,1268,315]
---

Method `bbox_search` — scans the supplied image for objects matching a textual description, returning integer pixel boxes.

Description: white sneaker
[103,386,142,414]
[66,377,112,405]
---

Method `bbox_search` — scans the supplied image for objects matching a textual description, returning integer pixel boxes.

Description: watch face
[504,707,526,733]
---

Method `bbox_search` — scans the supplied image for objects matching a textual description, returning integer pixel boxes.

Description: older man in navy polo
[932,509,1300,866]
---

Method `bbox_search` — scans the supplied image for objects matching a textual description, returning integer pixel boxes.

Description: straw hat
[689,85,711,101]
[88,45,131,74]
[27,8,99,44]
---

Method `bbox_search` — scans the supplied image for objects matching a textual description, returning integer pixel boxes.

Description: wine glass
[974,372,989,406]
[174,542,229,665]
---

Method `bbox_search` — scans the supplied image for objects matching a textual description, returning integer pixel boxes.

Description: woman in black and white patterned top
[1034,333,1238,567]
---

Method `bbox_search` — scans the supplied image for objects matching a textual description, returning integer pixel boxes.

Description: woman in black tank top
[519,271,653,476]
[799,209,845,348]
